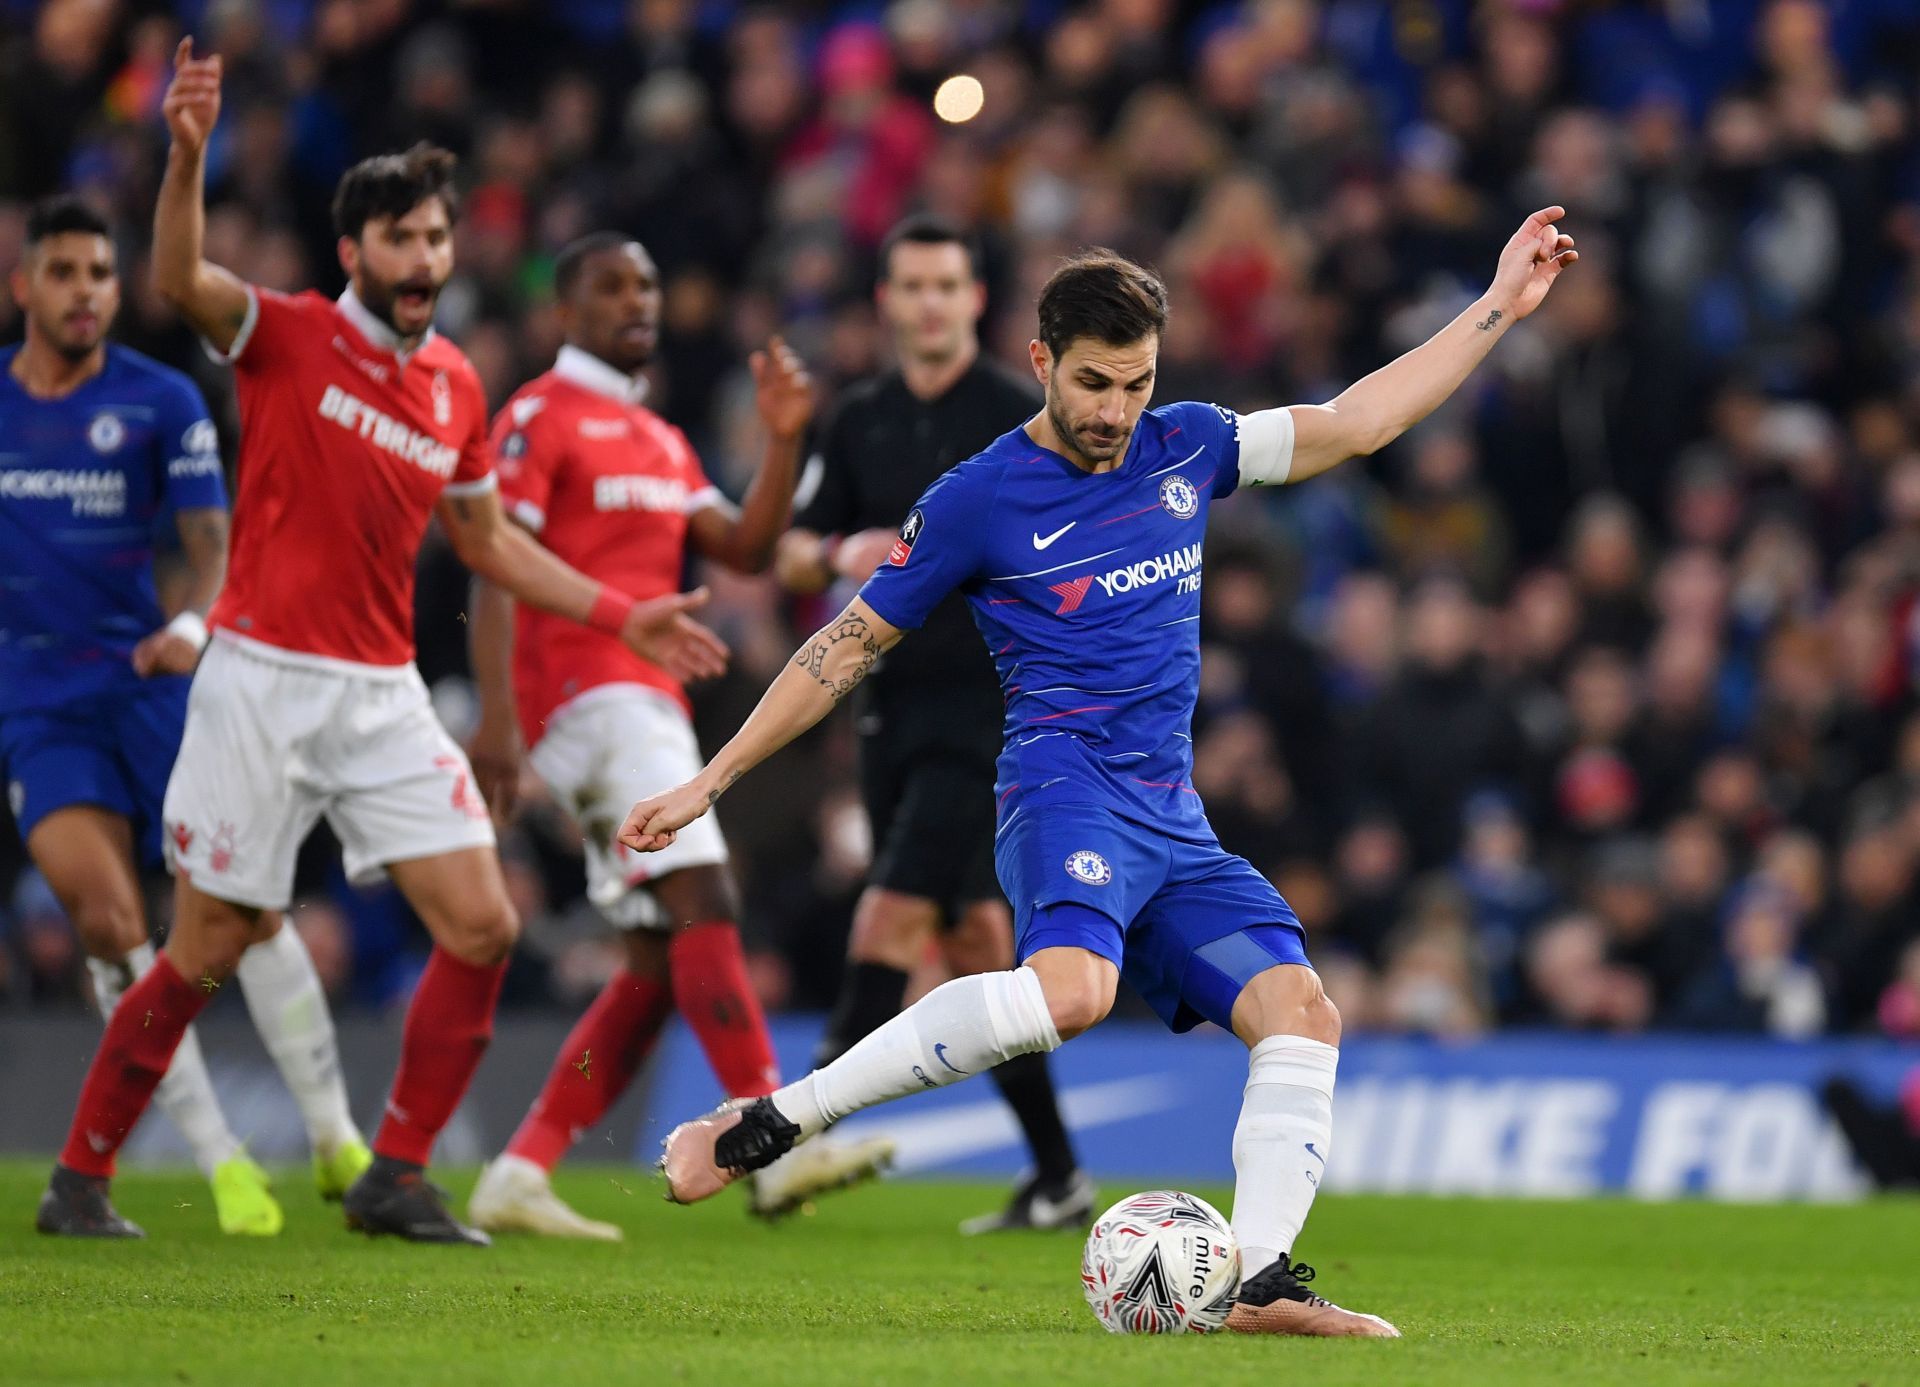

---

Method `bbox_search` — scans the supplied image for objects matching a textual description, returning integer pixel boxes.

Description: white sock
[88,944,242,1178]
[236,922,360,1155]
[772,967,1061,1138]
[1231,1034,1339,1279]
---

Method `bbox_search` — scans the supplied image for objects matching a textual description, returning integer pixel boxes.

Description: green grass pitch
[0,1160,1914,1386]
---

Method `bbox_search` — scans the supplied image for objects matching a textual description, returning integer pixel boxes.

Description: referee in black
[776,215,1090,1232]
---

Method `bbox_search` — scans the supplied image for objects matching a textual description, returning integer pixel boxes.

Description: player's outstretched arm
[131,506,228,676]
[618,596,903,853]
[152,39,253,352]
[466,576,524,822]
[1283,206,1578,483]
[439,485,730,684]
[775,527,902,594]
[688,337,814,573]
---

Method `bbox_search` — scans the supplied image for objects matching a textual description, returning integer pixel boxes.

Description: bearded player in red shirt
[36,42,727,1245]
[462,234,893,1237]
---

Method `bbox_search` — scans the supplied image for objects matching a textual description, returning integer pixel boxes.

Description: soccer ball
[1080,1190,1241,1334]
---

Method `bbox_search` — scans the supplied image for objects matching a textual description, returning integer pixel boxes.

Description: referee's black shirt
[797,359,1040,747]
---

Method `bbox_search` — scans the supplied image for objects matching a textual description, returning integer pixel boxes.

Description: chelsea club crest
[1158,474,1198,520]
[1065,850,1113,886]
[87,413,126,454]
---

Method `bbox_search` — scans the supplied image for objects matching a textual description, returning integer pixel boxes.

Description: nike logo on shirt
[1033,522,1076,550]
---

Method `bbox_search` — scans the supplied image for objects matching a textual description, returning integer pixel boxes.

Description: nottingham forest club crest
[1158,474,1199,520]
[1065,849,1113,886]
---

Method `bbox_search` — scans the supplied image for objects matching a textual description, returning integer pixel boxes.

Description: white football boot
[747,1129,897,1219]
[468,1155,623,1242]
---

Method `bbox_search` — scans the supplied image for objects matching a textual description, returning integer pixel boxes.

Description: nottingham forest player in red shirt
[463,235,892,1237]
[36,41,727,1245]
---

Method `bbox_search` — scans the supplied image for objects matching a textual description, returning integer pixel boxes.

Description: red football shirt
[492,345,720,743]
[209,287,495,667]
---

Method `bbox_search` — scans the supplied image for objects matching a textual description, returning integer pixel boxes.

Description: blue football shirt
[0,345,226,715]
[860,399,1248,842]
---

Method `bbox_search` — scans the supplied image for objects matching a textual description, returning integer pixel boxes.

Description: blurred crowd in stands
[6,0,1920,1044]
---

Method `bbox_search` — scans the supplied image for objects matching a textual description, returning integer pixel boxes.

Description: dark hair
[878,213,980,282]
[331,142,459,240]
[1035,249,1167,358]
[26,195,111,246]
[554,231,641,299]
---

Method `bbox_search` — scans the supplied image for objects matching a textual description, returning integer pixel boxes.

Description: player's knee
[441,896,520,966]
[1308,991,1342,1047]
[1031,958,1114,1040]
[651,866,738,929]
[849,889,936,968]
[67,895,145,960]
[1235,964,1340,1048]
[1046,981,1112,1041]
[944,904,1014,976]
[623,928,671,980]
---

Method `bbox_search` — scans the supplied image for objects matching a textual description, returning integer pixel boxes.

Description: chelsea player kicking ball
[1081,1190,1241,1334]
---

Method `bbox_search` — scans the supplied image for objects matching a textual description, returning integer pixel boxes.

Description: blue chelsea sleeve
[856,461,995,631]
[155,373,228,513]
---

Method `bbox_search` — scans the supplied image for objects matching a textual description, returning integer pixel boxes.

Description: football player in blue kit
[4,198,369,1237]
[624,208,1578,1334]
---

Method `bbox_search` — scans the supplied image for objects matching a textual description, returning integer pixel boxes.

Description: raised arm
[619,596,903,851]
[437,484,729,684]
[687,337,814,572]
[1280,207,1578,484]
[152,39,253,353]
[132,506,228,676]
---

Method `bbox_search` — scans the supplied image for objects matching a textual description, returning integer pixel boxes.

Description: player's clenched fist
[617,780,714,853]
[162,38,223,153]
[130,625,203,677]
[618,586,731,683]
[751,335,814,441]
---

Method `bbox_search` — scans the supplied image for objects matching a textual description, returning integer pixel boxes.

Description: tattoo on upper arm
[792,612,881,699]
[1475,308,1504,332]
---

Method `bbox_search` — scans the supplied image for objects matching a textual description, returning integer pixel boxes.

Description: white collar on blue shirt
[337,285,436,363]
[553,344,649,405]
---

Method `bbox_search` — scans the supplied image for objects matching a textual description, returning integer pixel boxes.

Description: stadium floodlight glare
[933,74,985,124]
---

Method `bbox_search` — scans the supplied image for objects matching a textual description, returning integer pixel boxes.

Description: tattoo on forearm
[791,612,881,699]
[706,769,742,806]
[1476,308,1504,332]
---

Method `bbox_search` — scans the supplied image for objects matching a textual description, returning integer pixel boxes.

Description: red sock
[504,970,672,1170]
[670,922,781,1098]
[60,955,210,1178]
[374,949,507,1167]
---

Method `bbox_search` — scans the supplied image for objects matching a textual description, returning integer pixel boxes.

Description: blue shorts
[995,802,1309,1033]
[0,678,190,868]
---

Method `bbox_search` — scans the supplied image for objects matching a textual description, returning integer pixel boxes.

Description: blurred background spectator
[6,0,1920,1041]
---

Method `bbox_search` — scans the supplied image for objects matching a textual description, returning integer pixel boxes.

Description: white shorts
[163,635,496,911]
[528,683,728,929]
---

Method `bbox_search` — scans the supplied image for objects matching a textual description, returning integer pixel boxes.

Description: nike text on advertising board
[631,1023,1895,1201]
